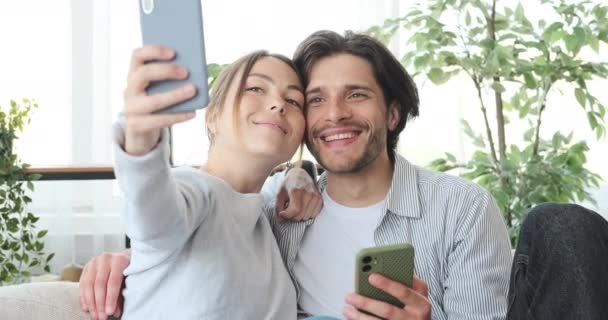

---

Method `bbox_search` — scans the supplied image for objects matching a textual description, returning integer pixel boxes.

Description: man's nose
[326,97,352,122]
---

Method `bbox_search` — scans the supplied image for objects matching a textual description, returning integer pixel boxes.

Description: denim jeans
[507,203,608,320]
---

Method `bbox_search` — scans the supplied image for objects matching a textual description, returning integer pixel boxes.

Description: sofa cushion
[0,281,105,320]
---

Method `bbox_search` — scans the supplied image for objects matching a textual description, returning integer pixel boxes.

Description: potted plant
[0,98,53,285]
[368,0,608,244]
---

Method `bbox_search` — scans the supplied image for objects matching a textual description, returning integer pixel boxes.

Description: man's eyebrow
[248,73,303,93]
[305,84,374,96]
[345,84,374,92]
[305,87,322,96]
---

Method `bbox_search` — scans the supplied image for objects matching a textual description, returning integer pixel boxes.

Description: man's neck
[325,154,394,208]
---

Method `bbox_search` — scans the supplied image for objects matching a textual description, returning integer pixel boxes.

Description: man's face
[304,53,399,174]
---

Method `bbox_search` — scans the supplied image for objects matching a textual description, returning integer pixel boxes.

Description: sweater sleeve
[112,120,215,253]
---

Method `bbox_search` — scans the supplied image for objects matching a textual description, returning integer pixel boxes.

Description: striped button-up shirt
[268,154,512,320]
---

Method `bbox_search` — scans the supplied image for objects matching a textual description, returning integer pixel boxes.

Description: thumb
[275,187,289,215]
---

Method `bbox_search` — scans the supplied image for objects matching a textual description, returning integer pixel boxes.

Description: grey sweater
[113,123,297,319]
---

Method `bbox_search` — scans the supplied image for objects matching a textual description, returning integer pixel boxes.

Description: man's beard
[306,126,385,174]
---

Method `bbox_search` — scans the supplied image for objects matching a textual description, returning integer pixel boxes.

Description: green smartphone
[355,243,415,309]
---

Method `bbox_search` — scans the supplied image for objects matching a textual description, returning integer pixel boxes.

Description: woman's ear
[205,109,218,140]
[387,102,400,131]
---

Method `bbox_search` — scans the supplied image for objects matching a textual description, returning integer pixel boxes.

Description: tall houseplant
[0,98,53,285]
[369,0,608,243]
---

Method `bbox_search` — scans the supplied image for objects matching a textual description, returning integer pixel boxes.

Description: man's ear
[387,102,400,131]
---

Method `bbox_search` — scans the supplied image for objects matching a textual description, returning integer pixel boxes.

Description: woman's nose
[270,104,285,114]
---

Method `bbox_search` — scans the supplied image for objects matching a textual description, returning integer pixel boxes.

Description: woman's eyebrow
[248,73,303,93]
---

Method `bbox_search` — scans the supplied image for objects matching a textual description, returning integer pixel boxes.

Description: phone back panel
[139,0,209,113]
[355,243,415,309]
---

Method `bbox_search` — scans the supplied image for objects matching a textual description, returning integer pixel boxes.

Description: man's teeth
[324,132,356,142]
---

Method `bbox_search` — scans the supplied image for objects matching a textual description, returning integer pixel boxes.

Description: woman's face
[211,56,305,165]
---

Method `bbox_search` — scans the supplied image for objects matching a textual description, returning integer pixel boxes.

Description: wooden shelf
[24,166,115,180]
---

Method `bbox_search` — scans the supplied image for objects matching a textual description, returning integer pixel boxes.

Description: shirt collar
[316,154,421,218]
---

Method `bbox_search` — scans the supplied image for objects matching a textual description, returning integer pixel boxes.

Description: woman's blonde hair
[204,50,306,164]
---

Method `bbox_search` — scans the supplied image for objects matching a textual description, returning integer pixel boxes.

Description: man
[79,31,608,320]
[276,30,511,319]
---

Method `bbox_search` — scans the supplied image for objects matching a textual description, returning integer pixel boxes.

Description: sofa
[0,281,109,320]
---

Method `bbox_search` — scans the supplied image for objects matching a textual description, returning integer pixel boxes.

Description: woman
[114,44,314,319]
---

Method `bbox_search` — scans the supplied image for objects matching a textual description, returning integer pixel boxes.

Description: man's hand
[275,167,322,221]
[343,274,431,320]
[79,250,131,320]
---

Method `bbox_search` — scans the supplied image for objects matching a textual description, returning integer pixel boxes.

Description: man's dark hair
[293,30,419,162]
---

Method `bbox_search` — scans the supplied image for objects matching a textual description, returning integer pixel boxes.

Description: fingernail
[163,48,175,58]
[183,84,195,94]
[178,67,188,78]
[345,293,357,304]
[105,306,113,314]
[343,306,356,317]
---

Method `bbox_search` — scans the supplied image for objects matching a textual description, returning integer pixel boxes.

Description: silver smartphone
[139,0,210,113]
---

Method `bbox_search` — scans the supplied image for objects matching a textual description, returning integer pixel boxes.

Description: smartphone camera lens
[362,265,372,273]
[362,256,372,264]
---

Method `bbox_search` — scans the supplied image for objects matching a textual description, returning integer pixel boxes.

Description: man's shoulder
[409,162,490,200]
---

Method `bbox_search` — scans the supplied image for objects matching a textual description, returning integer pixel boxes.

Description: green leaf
[565,34,578,52]
[7,219,19,233]
[515,2,525,22]
[575,88,586,108]
[493,190,510,210]
[523,127,535,142]
[491,82,506,93]
[427,68,449,85]
[573,26,586,46]
[589,36,600,53]
[587,112,599,129]
[510,145,522,164]
[543,22,564,42]
[552,133,563,149]
[414,54,431,69]
[6,263,18,273]
[46,253,55,263]
[37,230,48,238]
[445,152,457,162]
[524,73,537,89]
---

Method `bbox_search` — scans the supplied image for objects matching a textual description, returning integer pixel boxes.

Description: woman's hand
[123,45,197,156]
[276,167,323,221]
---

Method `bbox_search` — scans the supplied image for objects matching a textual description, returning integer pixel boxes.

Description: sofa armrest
[0,281,116,320]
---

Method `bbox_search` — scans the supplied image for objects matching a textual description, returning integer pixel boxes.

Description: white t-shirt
[293,189,386,318]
